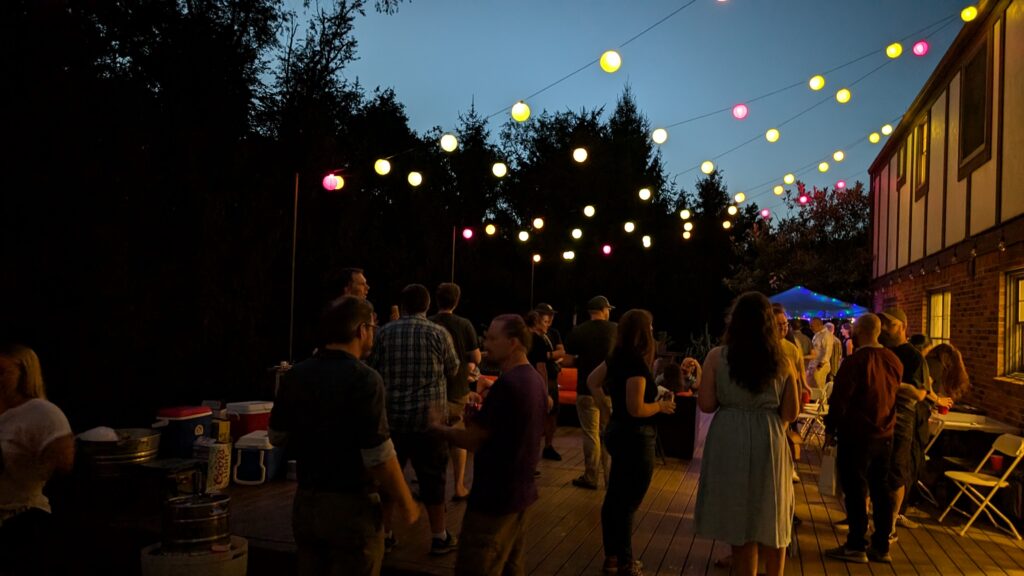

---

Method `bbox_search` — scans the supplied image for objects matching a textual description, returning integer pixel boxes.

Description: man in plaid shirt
[371,284,461,555]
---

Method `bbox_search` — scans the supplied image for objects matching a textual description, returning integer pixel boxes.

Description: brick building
[869,0,1024,427]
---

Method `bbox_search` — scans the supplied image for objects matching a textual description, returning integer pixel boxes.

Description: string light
[760,208,771,219]
[485,224,497,236]
[683,222,694,232]
[533,217,545,229]
[722,221,732,230]
[374,159,392,175]
[642,235,652,248]
[492,162,508,178]
[573,148,588,163]
[562,251,576,261]
[532,254,541,263]
[322,174,344,191]
[765,128,780,143]
[808,75,826,91]
[462,228,474,240]
[784,173,795,185]
[833,150,845,162]
[701,160,715,174]
[869,132,881,144]
[836,180,847,189]
[798,194,810,205]
[583,205,596,218]
[961,6,978,22]
[836,88,851,104]
[602,244,612,255]
[624,221,636,233]
[818,162,830,173]
[652,128,669,144]
[773,185,784,195]
[519,231,530,242]
[885,42,903,59]
[440,134,459,152]
[734,192,746,203]
[599,50,622,73]
[407,172,423,187]
[727,205,738,216]
[732,104,749,120]
[638,188,652,201]
[913,40,930,57]
[881,124,894,136]
[679,209,691,220]
[683,231,692,240]
[571,228,583,239]
[511,101,531,122]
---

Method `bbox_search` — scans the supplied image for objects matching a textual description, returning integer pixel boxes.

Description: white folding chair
[796,386,830,449]
[938,433,1024,540]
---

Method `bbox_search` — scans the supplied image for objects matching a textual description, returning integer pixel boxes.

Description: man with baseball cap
[532,303,566,461]
[566,296,617,489]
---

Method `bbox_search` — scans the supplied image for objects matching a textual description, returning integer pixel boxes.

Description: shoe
[895,514,919,529]
[384,532,397,554]
[430,532,458,555]
[572,476,599,490]
[888,531,898,544]
[825,545,868,564]
[868,548,893,564]
[621,560,644,576]
[542,446,562,461]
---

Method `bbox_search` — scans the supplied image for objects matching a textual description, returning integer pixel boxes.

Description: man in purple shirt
[433,314,547,576]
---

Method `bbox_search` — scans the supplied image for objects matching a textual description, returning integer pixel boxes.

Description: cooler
[156,406,213,458]
[232,430,284,485]
[225,401,273,441]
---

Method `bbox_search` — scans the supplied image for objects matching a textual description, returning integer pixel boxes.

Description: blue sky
[329,0,968,212]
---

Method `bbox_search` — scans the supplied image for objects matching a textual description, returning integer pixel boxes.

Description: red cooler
[155,406,213,458]
[226,401,273,441]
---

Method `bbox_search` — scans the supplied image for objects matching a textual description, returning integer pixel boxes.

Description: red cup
[990,455,1004,472]
[937,405,949,415]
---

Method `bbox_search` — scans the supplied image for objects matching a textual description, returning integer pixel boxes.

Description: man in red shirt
[824,313,903,565]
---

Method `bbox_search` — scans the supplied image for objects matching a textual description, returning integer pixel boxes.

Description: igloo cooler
[155,406,213,458]
[232,430,284,485]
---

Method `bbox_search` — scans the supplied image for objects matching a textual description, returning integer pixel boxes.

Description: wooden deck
[229,413,1024,575]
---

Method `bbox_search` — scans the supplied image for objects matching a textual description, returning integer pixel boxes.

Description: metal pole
[288,172,299,364]
[450,225,456,283]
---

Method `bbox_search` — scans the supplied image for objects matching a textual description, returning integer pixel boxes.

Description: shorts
[448,394,469,427]
[548,382,559,415]
[888,405,916,490]
[391,431,449,505]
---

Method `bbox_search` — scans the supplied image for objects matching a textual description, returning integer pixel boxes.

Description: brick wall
[872,240,1024,429]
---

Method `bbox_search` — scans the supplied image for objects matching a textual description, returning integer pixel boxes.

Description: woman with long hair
[588,310,675,576]
[695,293,800,576]
[925,343,970,402]
[0,344,75,575]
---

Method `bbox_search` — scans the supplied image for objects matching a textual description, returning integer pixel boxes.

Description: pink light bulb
[760,208,770,218]
[836,180,847,190]
[799,195,810,205]
[322,174,338,190]
[732,104,749,120]
[912,40,929,57]
[462,228,474,240]
[602,244,612,255]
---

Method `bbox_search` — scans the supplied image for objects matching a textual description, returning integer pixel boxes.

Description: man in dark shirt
[429,283,481,501]
[527,310,561,461]
[824,313,902,564]
[565,295,617,489]
[433,314,547,576]
[269,297,418,575]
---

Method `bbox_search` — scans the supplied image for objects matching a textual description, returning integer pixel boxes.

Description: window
[913,115,929,199]
[928,291,951,345]
[897,140,907,188]
[958,35,992,179]
[1007,272,1024,378]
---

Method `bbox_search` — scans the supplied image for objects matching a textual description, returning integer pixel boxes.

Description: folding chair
[938,433,1024,540]
[796,384,831,449]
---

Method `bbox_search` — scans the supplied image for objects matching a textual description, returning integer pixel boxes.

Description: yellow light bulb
[408,171,423,187]
[374,159,391,175]
[511,101,531,122]
[683,231,692,240]
[765,128,780,143]
[734,192,746,203]
[440,133,458,152]
[583,205,596,218]
[722,221,732,230]
[533,217,544,229]
[642,235,652,248]
[652,128,669,144]
[784,173,795,185]
[638,188,651,201]
[599,50,622,73]
[492,162,508,178]
[679,209,691,220]
[727,205,738,216]
[818,162,830,173]
[624,221,636,233]
[532,254,541,263]
[683,222,693,232]
[518,231,530,242]
[808,74,826,91]
[961,6,978,22]
[869,132,881,144]
[881,124,894,136]
[833,150,845,162]
[485,224,497,236]
[773,185,784,196]
[562,251,576,261]
[701,160,715,174]
[573,148,588,163]
[886,42,903,59]
[836,88,852,104]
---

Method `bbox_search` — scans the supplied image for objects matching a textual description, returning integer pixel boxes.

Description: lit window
[928,291,951,345]
[1006,272,1024,378]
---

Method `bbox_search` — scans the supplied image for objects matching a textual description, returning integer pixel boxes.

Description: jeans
[601,421,656,563]
[455,506,531,576]
[576,395,611,485]
[837,437,893,553]
[292,489,384,576]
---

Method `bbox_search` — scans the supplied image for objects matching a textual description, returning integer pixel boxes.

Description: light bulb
[518,231,530,242]
[869,132,881,144]
[638,188,651,201]
[885,42,903,59]
[599,50,622,73]
[642,235,652,248]
[808,74,826,91]
[683,222,693,232]
[532,254,541,263]
[583,205,596,218]
[722,221,732,230]
[573,148,588,163]
[492,162,508,178]
[773,185,784,196]
[652,128,669,144]
[961,6,978,22]
[532,217,544,229]
[679,209,691,220]
[732,104,749,120]
[818,162,830,173]
[571,228,583,239]
[836,88,851,104]
[407,171,423,187]
[833,150,845,162]
[727,205,738,216]
[624,221,636,233]
[734,192,746,203]
[881,124,894,136]
[440,133,458,152]
[765,128,780,143]
[701,160,715,174]
[783,173,795,185]
[485,224,497,236]
[374,159,392,175]
[511,101,531,122]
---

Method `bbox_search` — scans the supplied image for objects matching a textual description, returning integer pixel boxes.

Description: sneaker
[542,446,562,461]
[895,514,919,529]
[572,476,599,490]
[868,548,893,564]
[430,532,458,555]
[384,533,397,554]
[824,545,868,564]
[621,560,644,576]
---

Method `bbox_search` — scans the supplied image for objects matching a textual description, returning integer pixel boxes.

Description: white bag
[818,445,838,497]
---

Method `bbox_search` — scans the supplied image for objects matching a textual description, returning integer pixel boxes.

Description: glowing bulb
[783,173,795,185]
[440,133,459,152]
[683,222,693,232]
[518,231,530,242]
[462,228,474,240]
[407,171,423,187]
[571,228,583,239]
[562,251,576,261]
[885,42,903,59]
[599,50,622,73]
[683,231,692,240]
[573,148,588,163]
[836,180,847,190]
[602,244,612,255]
[727,205,738,216]
[734,192,746,203]
[638,187,651,201]
[808,74,826,91]
[679,209,691,220]
[961,6,978,22]
[765,128,780,143]
[833,150,845,162]
[532,254,541,263]
[818,162,830,173]
[732,104,749,120]
[799,195,810,205]
[322,174,344,191]
[701,160,715,174]
[642,235,652,248]
[533,217,545,229]
[760,208,771,218]
[881,124,894,136]
[511,101,531,122]
[773,185,784,196]
[492,162,508,178]
[583,205,596,218]
[624,221,636,233]
[869,132,881,144]
[722,221,732,230]
[836,88,851,104]
[652,128,669,144]
[485,224,497,236]
[374,159,392,175]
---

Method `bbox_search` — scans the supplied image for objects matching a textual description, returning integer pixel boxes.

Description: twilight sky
[326,0,969,211]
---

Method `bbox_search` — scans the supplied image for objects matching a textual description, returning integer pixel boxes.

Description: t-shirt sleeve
[463,321,479,354]
[28,400,72,454]
[357,371,391,449]
[440,329,460,377]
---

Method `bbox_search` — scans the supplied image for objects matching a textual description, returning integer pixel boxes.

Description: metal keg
[78,428,161,477]
[162,493,231,552]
